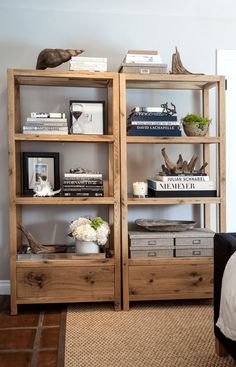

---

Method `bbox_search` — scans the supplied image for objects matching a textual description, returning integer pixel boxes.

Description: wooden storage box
[130,246,174,258]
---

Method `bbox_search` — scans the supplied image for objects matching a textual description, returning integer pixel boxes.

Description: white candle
[133,181,147,197]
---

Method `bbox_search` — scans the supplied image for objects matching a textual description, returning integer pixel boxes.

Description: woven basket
[182,121,210,137]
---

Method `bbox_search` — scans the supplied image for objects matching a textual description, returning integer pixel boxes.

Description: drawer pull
[192,240,201,244]
[148,241,156,246]
[148,252,157,257]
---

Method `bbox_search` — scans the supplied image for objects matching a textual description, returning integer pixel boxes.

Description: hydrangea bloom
[68,216,110,246]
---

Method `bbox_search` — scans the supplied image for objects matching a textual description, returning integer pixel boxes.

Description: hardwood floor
[0,296,66,367]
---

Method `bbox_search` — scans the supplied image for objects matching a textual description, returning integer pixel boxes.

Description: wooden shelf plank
[126,136,221,144]
[15,133,114,142]
[127,197,222,205]
[129,257,213,266]
[16,258,115,266]
[14,196,115,205]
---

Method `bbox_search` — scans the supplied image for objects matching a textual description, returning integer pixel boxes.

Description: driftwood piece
[17,223,51,254]
[160,148,208,174]
[170,47,204,75]
[36,48,84,70]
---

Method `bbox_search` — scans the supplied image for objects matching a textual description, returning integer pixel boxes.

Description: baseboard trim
[0,280,10,295]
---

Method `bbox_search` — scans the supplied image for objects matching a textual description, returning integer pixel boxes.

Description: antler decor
[160,148,208,174]
[17,223,51,254]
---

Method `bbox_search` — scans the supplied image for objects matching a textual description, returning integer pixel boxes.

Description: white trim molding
[0,280,10,295]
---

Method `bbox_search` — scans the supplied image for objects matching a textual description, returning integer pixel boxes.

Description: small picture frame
[70,100,105,135]
[22,152,60,195]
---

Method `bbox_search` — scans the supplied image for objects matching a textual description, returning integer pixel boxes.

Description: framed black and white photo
[70,100,105,135]
[22,152,60,195]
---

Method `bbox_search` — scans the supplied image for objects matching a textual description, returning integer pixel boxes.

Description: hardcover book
[148,188,217,198]
[147,178,216,191]
[127,125,180,131]
[127,129,182,136]
[156,175,210,182]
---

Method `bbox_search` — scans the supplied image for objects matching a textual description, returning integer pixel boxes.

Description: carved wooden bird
[36,48,84,70]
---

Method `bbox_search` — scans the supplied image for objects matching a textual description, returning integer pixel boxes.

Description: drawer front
[17,266,114,299]
[129,262,213,299]
[175,237,213,247]
[130,248,174,258]
[130,238,174,247]
[175,248,213,257]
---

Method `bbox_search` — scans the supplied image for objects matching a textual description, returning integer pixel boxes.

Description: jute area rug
[65,301,236,367]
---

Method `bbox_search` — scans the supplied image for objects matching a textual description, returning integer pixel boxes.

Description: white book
[69,64,107,71]
[25,121,68,127]
[64,173,102,178]
[27,117,67,123]
[31,112,66,119]
[23,125,68,131]
[130,121,180,126]
[132,106,164,113]
[71,56,107,62]
[147,178,216,191]
[125,55,162,64]
[156,175,210,182]
[22,130,68,135]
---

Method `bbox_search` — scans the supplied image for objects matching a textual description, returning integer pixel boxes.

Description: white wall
[1,0,236,286]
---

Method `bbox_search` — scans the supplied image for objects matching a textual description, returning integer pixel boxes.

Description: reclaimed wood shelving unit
[119,74,226,310]
[8,69,121,314]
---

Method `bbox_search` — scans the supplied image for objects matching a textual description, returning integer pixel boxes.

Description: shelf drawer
[129,262,213,300]
[175,237,213,247]
[16,266,114,300]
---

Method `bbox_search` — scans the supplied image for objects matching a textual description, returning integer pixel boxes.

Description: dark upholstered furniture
[214,233,236,360]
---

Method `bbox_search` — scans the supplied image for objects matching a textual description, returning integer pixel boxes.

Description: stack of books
[69,56,107,71]
[147,173,216,197]
[127,106,181,136]
[22,112,68,135]
[119,50,167,74]
[62,171,104,197]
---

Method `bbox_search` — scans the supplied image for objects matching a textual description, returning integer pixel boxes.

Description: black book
[127,124,180,131]
[127,129,182,136]
[62,192,104,197]
[148,188,217,198]
[128,112,177,122]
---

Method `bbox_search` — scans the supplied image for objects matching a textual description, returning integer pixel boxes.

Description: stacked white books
[124,50,163,64]
[22,112,68,135]
[119,50,167,74]
[69,56,107,71]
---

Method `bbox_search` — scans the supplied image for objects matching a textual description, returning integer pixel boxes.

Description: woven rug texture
[65,301,236,367]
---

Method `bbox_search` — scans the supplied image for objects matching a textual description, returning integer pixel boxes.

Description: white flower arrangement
[68,216,110,246]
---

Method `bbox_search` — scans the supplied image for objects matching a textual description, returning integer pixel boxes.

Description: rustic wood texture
[119,73,225,310]
[16,266,115,300]
[8,69,121,313]
[129,259,213,300]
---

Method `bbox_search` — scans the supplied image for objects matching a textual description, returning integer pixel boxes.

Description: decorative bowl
[135,219,197,232]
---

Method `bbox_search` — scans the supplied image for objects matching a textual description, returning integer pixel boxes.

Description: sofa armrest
[214,233,236,323]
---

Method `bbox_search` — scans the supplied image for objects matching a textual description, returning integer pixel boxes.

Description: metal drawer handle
[192,240,201,244]
[148,252,157,257]
[148,241,156,245]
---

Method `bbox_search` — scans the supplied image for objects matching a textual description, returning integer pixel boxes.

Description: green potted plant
[181,113,211,136]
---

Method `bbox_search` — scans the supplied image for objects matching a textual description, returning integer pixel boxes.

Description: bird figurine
[36,48,84,70]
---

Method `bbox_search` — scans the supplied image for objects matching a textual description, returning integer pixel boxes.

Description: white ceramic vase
[75,240,99,254]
